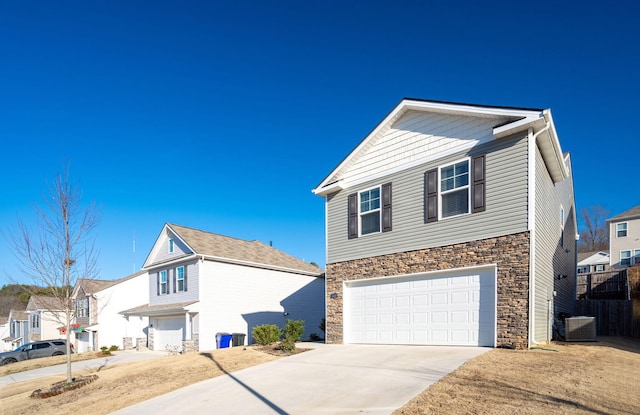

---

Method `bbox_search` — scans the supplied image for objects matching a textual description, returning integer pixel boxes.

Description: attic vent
[565,317,596,341]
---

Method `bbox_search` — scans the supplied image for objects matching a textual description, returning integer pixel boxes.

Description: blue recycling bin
[216,332,232,349]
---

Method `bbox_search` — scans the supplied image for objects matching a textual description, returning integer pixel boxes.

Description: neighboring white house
[26,296,66,342]
[72,273,149,352]
[0,316,10,351]
[2,310,28,350]
[577,251,610,274]
[607,205,640,269]
[122,223,325,352]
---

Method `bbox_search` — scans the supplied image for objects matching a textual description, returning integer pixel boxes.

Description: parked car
[0,339,74,365]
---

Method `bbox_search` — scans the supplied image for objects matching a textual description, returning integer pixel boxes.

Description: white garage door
[345,267,496,346]
[154,317,184,351]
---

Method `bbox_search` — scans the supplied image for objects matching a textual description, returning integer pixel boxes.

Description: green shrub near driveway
[252,324,281,345]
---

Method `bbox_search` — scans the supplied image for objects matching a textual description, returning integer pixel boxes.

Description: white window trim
[168,239,175,253]
[358,185,382,236]
[620,250,631,266]
[438,157,471,220]
[634,249,640,265]
[560,205,565,247]
[595,264,605,272]
[616,222,628,238]
[176,266,185,292]
[160,270,168,295]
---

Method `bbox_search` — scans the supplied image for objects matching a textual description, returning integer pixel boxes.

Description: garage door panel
[346,268,496,346]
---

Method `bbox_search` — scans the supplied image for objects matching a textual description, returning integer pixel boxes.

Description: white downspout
[527,121,551,347]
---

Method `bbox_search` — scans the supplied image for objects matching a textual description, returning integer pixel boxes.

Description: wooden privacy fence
[576,270,628,300]
[575,300,636,337]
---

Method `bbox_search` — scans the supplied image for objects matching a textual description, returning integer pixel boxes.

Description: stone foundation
[123,337,133,350]
[326,232,531,349]
[136,337,147,350]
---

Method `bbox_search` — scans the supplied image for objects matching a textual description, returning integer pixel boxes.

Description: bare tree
[578,205,609,253]
[6,167,100,383]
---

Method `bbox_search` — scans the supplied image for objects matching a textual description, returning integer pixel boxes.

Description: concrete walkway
[111,344,489,415]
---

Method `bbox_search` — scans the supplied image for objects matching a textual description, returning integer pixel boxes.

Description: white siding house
[26,296,67,342]
[607,205,640,269]
[123,224,325,353]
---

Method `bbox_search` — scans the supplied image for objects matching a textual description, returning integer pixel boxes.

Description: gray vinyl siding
[327,132,529,264]
[149,260,200,306]
[532,146,576,343]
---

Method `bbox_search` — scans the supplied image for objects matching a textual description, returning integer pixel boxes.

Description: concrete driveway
[112,343,489,415]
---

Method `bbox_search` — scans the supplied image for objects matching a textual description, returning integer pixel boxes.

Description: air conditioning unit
[565,316,597,341]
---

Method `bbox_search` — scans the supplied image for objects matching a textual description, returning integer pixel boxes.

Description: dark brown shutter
[348,193,358,239]
[381,182,392,232]
[172,268,176,293]
[156,272,160,296]
[425,168,438,223]
[472,154,486,213]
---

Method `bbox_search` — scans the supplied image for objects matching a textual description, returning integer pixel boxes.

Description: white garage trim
[344,264,497,346]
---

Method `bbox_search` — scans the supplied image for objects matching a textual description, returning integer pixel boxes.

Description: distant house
[26,296,66,342]
[0,315,10,351]
[122,224,325,353]
[72,274,149,352]
[3,309,29,350]
[577,251,610,274]
[607,205,640,269]
[313,98,577,349]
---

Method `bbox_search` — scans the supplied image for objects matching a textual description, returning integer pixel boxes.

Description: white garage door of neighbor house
[345,267,496,346]
[154,317,184,351]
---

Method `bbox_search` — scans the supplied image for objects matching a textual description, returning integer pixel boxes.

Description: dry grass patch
[1,346,282,415]
[0,351,105,377]
[395,337,640,415]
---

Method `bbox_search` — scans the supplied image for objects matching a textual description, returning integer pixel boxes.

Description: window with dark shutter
[348,193,358,239]
[471,154,486,213]
[425,169,438,223]
[381,182,392,232]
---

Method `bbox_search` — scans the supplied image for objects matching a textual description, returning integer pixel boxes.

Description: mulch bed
[30,375,99,399]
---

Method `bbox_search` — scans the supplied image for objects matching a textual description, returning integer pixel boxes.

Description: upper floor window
[168,238,175,253]
[635,249,640,265]
[595,264,605,272]
[31,313,39,329]
[425,154,485,223]
[348,183,392,239]
[577,266,588,274]
[159,270,168,295]
[616,223,628,237]
[76,298,89,318]
[176,266,186,292]
[440,159,469,218]
[620,250,631,266]
[360,187,381,235]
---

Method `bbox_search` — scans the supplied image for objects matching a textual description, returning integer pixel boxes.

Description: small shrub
[100,346,111,356]
[252,324,281,345]
[277,337,296,352]
[283,319,305,342]
[109,345,119,351]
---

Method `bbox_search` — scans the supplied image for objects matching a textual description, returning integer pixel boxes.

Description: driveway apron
[111,344,489,415]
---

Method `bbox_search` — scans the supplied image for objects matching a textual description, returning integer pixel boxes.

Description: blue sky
[1,1,638,288]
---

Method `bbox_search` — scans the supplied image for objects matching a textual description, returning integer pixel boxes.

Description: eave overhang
[312,98,568,197]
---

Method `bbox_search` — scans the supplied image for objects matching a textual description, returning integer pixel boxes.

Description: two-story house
[122,224,325,352]
[26,296,66,342]
[313,98,577,349]
[607,205,640,269]
[2,310,28,350]
[72,274,149,352]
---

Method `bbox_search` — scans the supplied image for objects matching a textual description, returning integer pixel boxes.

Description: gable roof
[313,98,568,196]
[577,251,610,266]
[9,310,29,321]
[76,278,116,295]
[607,205,640,222]
[27,296,65,311]
[144,223,323,276]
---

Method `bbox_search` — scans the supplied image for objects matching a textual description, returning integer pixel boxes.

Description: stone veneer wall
[326,232,531,349]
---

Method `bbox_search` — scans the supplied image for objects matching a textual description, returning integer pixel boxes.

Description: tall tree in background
[578,205,609,252]
[6,167,101,383]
